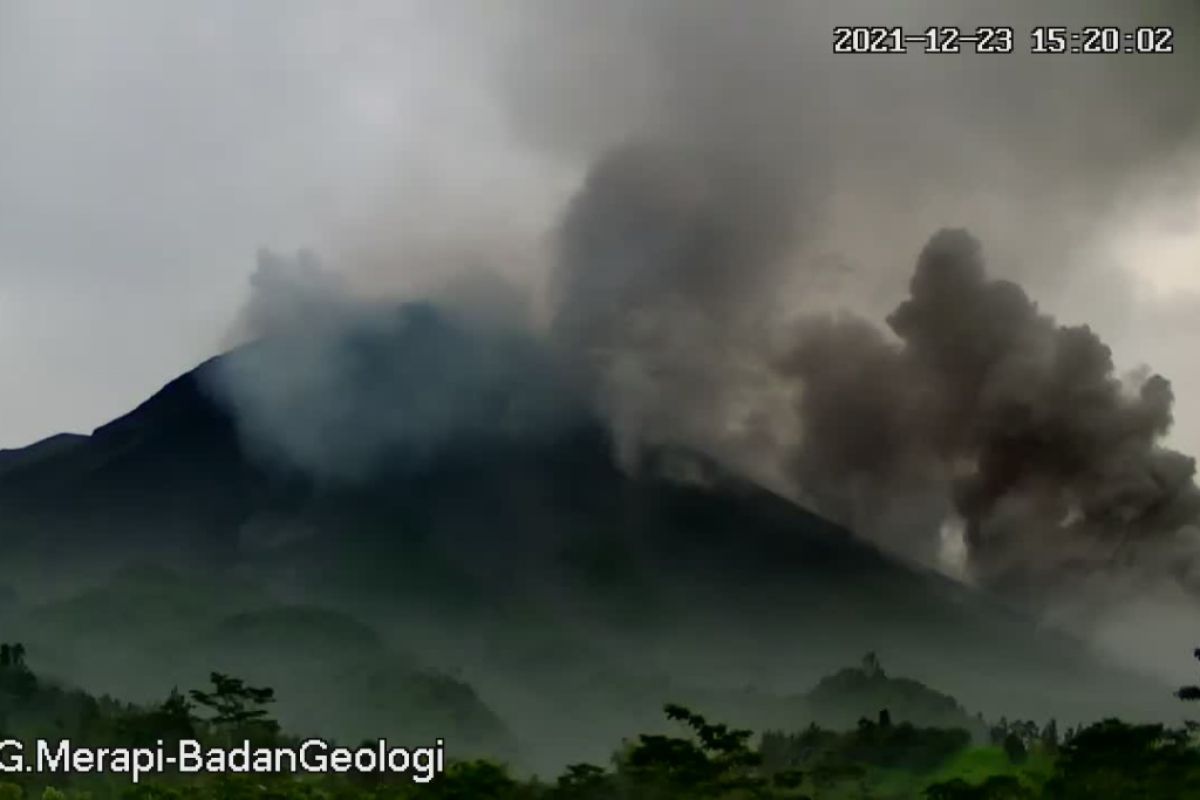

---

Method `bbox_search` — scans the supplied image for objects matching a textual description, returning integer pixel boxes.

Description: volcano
[0,303,1178,770]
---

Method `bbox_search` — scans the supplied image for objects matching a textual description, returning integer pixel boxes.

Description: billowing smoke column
[546,138,1200,604]
[529,1,1200,609]
[549,143,802,472]
[779,229,1200,600]
[207,250,586,484]
[206,0,1200,625]
[552,153,1200,603]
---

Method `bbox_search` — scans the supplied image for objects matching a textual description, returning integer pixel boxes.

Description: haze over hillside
[0,303,1185,770]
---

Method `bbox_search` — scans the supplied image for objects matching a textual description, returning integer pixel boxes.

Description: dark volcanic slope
[0,433,88,476]
[0,353,267,574]
[0,306,1176,743]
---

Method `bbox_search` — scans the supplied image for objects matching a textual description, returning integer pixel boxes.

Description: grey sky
[2,0,1199,456]
[0,1,567,448]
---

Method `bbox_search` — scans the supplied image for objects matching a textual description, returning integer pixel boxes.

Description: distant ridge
[0,432,88,476]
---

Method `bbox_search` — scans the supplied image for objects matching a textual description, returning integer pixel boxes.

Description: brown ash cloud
[778,229,1200,601]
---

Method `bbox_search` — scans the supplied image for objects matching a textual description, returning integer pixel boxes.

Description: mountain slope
[0,305,1179,770]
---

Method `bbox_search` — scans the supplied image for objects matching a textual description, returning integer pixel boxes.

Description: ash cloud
[519,0,1200,609]
[201,0,1200,651]
[206,250,586,483]
[234,248,354,341]
[505,0,1200,310]
[548,142,801,472]
[781,229,1200,603]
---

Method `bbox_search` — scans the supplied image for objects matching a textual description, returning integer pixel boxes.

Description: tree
[550,763,612,800]
[1178,648,1200,702]
[0,643,35,701]
[188,673,278,741]
[1040,719,1059,754]
[622,704,769,798]
[1176,646,1200,732]
[1042,719,1200,799]
[1002,732,1027,765]
[424,760,522,800]
[862,651,884,678]
[121,687,198,746]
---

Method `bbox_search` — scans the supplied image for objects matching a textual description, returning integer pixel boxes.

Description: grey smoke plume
[235,248,353,341]
[207,250,585,482]
[507,0,1200,306]
[549,143,800,471]
[780,229,1200,601]
[204,0,1200,620]
[529,0,1200,602]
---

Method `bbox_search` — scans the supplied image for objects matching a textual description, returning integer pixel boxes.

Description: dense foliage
[2,647,1199,798]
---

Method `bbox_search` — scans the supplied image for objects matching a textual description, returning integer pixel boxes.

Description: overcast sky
[0,1,572,449]
[2,0,1199,453]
